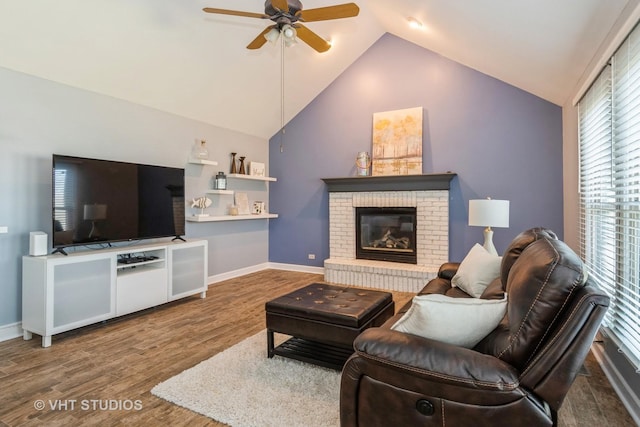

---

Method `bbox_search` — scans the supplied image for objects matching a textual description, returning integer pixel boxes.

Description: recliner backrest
[475,230,588,371]
[500,227,558,288]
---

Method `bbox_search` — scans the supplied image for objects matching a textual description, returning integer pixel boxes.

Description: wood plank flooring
[0,270,634,426]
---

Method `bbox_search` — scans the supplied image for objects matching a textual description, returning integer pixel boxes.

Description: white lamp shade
[282,24,296,39]
[264,27,281,44]
[468,199,509,228]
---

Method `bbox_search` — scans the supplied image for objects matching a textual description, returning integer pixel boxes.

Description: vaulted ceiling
[0,0,634,139]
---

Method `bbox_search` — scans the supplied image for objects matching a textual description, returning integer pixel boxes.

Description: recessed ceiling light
[408,17,423,29]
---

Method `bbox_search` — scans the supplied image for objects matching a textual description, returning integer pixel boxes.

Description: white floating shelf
[188,158,218,166]
[186,214,278,222]
[227,174,276,182]
[205,189,234,195]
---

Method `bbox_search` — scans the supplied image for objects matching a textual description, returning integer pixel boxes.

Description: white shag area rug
[151,330,341,427]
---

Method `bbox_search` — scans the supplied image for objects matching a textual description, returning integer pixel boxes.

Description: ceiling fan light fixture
[281,24,297,47]
[282,24,297,40]
[264,27,281,44]
[284,37,298,47]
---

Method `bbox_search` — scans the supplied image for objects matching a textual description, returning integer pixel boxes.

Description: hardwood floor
[0,270,634,426]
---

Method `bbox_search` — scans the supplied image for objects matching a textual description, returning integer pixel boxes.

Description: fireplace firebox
[356,207,417,264]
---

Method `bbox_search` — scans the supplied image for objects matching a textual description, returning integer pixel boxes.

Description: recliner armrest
[353,328,519,391]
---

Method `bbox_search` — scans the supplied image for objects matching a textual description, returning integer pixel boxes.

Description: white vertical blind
[579,23,640,370]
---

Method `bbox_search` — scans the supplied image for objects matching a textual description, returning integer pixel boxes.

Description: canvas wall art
[371,107,423,176]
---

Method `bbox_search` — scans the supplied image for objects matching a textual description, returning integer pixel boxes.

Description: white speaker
[29,231,48,256]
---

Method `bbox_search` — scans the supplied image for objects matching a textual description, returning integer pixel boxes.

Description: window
[53,168,76,231]
[578,24,640,370]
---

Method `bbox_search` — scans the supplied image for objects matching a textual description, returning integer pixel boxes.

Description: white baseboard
[268,262,325,275]
[0,322,23,343]
[207,262,324,285]
[591,343,640,425]
[208,262,271,284]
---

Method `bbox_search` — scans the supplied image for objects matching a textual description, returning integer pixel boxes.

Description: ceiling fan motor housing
[266,0,302,27]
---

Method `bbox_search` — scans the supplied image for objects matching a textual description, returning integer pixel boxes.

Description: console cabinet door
[168,241,207,300]
[51,257,114,331]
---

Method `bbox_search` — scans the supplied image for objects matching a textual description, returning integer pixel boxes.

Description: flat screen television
[52,154,185,254]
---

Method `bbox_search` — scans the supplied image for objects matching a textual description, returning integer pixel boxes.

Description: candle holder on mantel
[230,152,237,174]
[238,156,247,175]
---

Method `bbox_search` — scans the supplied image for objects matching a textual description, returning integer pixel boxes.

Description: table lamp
[468,198,510,256]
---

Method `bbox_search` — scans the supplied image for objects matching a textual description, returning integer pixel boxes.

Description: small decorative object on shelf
[252,201,265,215]
[230,153,238,174]
[229,205,239,216]
[250,161,266,177]
[355,151,371,176]
[191,139,209,160]
[238,156,247,174]
[235,192,250,215]
[214,172,227,190]
[191,196,212,217]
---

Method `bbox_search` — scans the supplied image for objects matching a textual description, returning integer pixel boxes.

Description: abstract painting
[372,107,423,176]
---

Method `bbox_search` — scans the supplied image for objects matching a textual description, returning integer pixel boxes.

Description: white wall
[0,66,269,327]
[562,103,579,250]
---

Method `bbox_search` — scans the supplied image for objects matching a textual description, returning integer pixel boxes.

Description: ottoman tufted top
[265,283,393,328]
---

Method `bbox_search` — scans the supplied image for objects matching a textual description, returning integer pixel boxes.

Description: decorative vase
[230,153,237,174]
[191,140,209,160]
[239,156,246,174]
[355,151,371,176]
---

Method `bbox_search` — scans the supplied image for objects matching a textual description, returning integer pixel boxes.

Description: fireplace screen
[356,207,417,264]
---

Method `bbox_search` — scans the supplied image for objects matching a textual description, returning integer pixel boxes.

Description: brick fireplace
[322,174,455,292]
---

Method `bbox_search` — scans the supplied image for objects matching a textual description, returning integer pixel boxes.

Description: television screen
[52,154,185,250]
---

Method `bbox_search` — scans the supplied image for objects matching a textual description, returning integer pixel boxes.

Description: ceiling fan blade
[299,3,359,22]
[203,7,269,19]
[295,24,331,53]
[247,26,274,50]
[271,0,290,13]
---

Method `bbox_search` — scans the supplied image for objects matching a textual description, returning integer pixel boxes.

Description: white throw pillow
[391,294,507,348]
[451,243,502,297]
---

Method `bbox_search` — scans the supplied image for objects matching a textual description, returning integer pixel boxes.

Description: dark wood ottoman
[265,283,394,370]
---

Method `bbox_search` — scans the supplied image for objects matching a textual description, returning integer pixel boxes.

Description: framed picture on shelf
[235,192,250,215]
[249,161,265,177]
[252,201,265,215]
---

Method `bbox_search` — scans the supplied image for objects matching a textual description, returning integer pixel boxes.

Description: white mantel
[322,174,455,293]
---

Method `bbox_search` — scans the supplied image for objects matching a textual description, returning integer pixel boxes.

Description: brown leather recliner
[340,228,609,427]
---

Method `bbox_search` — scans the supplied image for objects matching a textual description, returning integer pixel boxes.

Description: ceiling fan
[203,0,359,53]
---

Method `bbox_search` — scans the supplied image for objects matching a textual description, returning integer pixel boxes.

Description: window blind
[611,29,640,365]
[53,169,76,231]
[578,23,640,371]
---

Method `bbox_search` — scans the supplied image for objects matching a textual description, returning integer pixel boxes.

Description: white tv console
[22,239,208,347]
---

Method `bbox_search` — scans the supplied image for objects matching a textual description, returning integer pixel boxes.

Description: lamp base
[482,227,498,256]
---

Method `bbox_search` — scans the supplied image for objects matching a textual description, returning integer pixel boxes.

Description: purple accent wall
[269,33,563,266]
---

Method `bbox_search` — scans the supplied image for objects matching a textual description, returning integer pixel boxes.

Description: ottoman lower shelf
[271,336,354,371]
